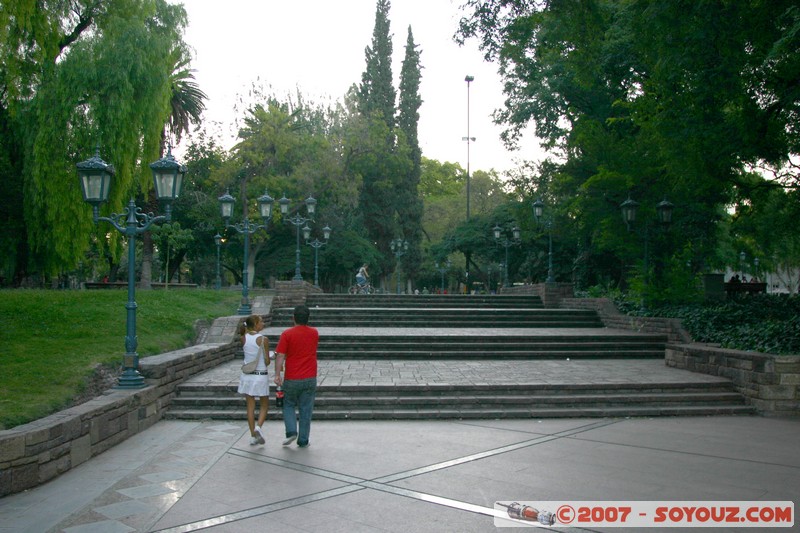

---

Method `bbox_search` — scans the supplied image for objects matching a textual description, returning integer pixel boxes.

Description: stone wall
[0,342,238,498]
[562,296,799,416]
[666,344,800,416]
[272,280,320,310]
[560,297,692,343]
[498,282,574,308]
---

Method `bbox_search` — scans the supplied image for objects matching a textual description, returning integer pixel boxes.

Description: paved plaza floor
[1,412,798,532]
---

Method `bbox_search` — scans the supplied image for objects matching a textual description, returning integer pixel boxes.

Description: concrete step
[166,382,755,420]
[305,294,544,309]
[261,333,667,359]
[269,310,602,328]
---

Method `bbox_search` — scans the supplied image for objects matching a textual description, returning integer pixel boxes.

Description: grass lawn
[0,288,242,430]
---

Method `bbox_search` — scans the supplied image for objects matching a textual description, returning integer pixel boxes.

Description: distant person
[274,305,319,448]
[238,315,269,446]
[356,264,369,287]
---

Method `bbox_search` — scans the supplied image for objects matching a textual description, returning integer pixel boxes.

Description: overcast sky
[176,0,545,173]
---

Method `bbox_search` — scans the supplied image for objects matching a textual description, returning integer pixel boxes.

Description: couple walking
[237,304,319,448]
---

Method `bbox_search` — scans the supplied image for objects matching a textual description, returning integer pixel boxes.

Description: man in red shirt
[274,304,319,447]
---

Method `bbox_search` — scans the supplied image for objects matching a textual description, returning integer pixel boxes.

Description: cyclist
[355,264,369,289]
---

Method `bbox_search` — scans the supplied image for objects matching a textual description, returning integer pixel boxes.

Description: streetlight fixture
[739,250,746,278]
[619,195,674,298]
[493,224,521,288]
[213,233,223,290]
[462,74,476,293]
[219,188,274,315]
[77,146,186,389]
[532,198,556,283]
[305,225,331,288]
[390,237,409,294]
[279,193,317,281]
[435,259,452,293]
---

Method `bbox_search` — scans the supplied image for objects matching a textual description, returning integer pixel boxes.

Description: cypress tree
[397,26,424,280]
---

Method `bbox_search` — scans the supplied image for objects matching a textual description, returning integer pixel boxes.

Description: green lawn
[0,289,241,430]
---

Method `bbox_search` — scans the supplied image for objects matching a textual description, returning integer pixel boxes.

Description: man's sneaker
[298,442,310,448]
[249,436,259,446]
[282,435,297,446]
[255,426,266,445]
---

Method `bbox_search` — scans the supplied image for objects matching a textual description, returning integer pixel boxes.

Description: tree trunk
[140,232,153,289]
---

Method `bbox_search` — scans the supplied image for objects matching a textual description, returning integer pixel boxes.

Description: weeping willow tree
[0,0,189,283]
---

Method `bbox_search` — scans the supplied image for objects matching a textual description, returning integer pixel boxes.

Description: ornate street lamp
[390,238,409,294]
[305,225,331,288]
[532,198,556,283]
[77,147,186,389]
[493,225,520,288]
[436,259,452,293]
[619,195,675,301]
[279,193,317,281]
[219,188,274,315]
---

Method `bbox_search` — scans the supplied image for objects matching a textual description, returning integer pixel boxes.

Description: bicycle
[349,282,374,294]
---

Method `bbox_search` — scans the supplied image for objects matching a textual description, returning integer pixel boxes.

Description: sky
[175,0,545,173]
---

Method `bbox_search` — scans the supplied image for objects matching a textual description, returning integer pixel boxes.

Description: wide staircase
[167,293,754,420]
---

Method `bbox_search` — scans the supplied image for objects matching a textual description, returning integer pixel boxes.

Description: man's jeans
[282,378,317,445]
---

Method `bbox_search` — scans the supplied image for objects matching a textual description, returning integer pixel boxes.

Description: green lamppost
[219,188,274,315]
[493,225,520,288]
[620,195,674,300]
[213,233,223,290]
[305,225,332,288]
[77,147,186,389]
[391,238,409,294]
[278,194,317,281]
[436,259,451,292]
[532,198,556,283]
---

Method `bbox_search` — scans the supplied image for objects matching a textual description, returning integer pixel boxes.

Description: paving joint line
[156,419,622,531]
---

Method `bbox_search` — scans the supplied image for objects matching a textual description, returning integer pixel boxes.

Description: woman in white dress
[238,315,269,445]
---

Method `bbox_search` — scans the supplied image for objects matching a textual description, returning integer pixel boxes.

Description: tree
[356,0,400,274]
[141,50,208,288]
[0,0,190,284]
[396,26,424,282]
[456,0,800,296]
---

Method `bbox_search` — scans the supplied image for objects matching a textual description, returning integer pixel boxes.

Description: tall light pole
[305,225,331,288]
[279,194,317,281]
[436,259,451,293]
[213,233,222,290]
[391,238,409,294]
[219,188,274,315]
[620,195,674,306]
[493,225,521,288]
[463,75,476,293]
[532,198,556,283]
[77,147,186,389]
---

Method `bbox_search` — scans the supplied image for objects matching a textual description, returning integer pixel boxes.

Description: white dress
[237,332,269,397]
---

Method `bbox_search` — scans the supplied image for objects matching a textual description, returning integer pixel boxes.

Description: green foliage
[0,289,240,429]
[457,0,800,293]
[646,295,800,356]
[1,0,189,281]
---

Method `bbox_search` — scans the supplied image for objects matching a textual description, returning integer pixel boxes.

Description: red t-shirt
[275,325,319,380]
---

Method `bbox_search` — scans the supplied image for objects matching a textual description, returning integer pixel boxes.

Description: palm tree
[166,54,207,144]
[141,52,208,288]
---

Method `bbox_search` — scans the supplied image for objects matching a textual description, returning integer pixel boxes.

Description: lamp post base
[237,304,251,315]
[115,368,146,389]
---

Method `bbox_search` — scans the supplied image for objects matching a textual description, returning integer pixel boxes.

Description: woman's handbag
[242,340,269,374]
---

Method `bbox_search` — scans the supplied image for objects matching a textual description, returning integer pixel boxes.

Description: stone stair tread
[167,293,751,420]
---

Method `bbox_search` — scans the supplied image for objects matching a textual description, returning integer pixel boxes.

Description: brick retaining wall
[0,342,238,498]
[561,297,799,416]
[666,345,800,416]
[499,282,574,308]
